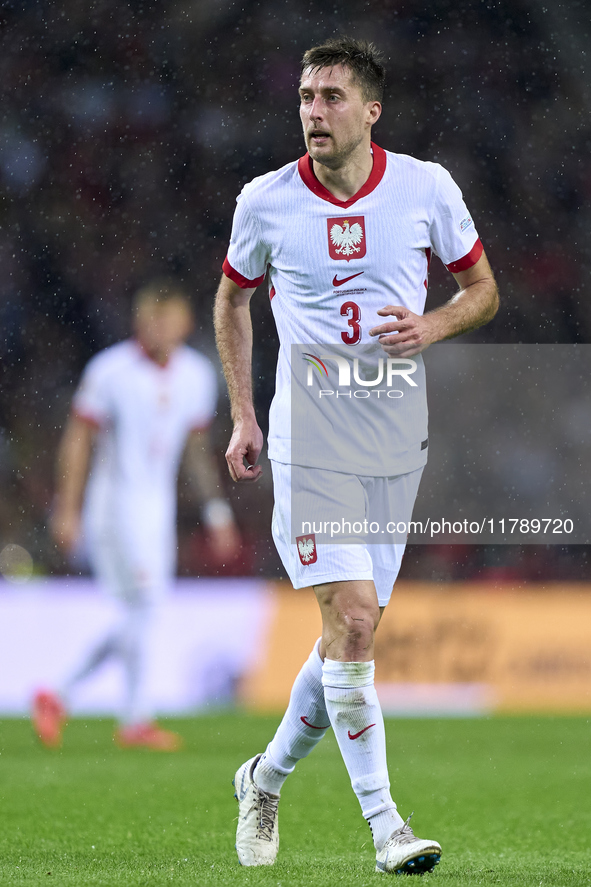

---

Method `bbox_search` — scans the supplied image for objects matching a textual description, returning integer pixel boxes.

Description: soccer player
[214,38,498,874]
[34,279,239,750]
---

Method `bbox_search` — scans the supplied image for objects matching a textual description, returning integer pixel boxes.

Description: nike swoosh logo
[238,769,250,801]
[348,724,376,740]
[300,715,330,730]
[333,272,364,287]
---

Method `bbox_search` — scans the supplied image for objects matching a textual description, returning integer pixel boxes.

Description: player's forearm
[426,275,499,342]
[213,280,257,424]
[185,431,225,501]
[54,418,94,511]
[184,433,238,535]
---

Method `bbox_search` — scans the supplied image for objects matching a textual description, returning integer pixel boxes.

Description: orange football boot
[114,722,184,751]
[32,689,67,748]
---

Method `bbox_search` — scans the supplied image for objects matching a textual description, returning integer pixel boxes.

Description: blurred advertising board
[1,578,590,716]
[240,582,591,714]
[0,577,272,715]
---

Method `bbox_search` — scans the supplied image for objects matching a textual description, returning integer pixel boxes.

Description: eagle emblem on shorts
[327,216,367,261]
[296,533,317,565]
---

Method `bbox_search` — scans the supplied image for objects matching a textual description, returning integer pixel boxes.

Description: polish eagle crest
[330,219,364,257]
[297,537,316,563]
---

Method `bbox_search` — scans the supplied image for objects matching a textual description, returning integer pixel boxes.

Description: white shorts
[84,513,174,605]
[87,536,172,605]
[271,460,423,606]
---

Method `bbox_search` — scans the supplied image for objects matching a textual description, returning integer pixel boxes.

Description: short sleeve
[72,355,113,427]
[188,354,219,431]
[222,189,269,288]
[429,165,483,272]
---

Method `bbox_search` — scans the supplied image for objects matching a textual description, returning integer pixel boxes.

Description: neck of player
[312,144,374,202]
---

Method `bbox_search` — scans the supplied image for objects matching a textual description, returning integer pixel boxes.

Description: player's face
[299,64,381,169]
[134,298,193,363]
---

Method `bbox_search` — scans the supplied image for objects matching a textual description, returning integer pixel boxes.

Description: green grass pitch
[0,714,589,886]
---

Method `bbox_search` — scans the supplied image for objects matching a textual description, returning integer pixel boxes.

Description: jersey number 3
[340,300,361,345]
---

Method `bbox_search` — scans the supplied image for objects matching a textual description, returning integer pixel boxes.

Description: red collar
[297,142,386,208]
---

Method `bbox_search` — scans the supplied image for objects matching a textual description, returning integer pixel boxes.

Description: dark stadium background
[0,0,589,583]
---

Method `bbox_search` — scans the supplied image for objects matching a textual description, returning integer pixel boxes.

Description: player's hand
[225,418,264,483]
[50,506,82,554]
[207,522,242,562]
[369,305,439,357]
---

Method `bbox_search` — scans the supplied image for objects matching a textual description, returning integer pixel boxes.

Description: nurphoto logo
[302,352,418,399]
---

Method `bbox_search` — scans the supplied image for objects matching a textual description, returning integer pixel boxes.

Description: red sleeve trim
[445,238,484,273]
[222,257,265,289]
[71,408,102,430]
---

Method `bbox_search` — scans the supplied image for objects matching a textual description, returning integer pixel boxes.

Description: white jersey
[73,340,218,578]
[224,143,483,476]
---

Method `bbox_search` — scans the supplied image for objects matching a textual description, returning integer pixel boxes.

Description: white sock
[117,599,155,726]
[61,634,119,705]
[322,658,404,850]
[254,638,330,796]
[61,599,154,726]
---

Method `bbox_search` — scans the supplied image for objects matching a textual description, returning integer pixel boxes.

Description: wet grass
[0,714,589,885]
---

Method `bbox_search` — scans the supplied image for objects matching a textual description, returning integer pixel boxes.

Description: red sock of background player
[254,638,330,795]
[322,658,405,850]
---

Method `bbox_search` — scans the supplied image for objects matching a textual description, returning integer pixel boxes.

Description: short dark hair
[133,277,191,311]
[301,37,385,103]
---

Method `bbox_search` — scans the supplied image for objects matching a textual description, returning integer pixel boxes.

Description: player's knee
[316,582,380,658]
[337,603,379,654]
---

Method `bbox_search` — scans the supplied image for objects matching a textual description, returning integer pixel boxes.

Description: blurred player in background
[33,279,239,750]
[215,38,498,875]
